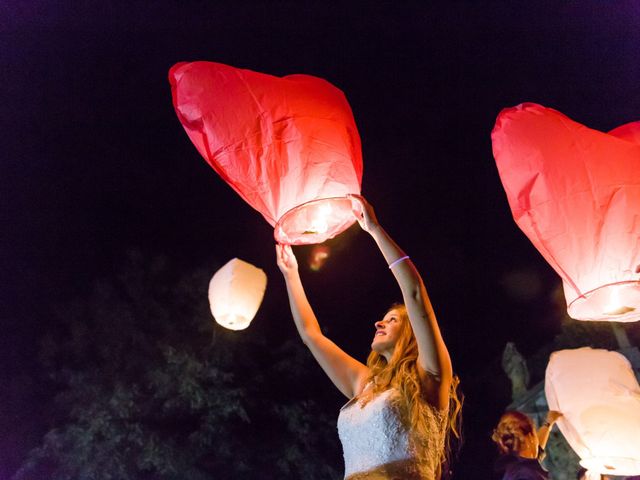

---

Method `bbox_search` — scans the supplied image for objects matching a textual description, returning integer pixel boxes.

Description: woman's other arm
[276,244,369,398]
[537,410,562,450]
[349,194,453,409]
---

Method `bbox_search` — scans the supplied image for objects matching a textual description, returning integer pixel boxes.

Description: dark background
[2,1,639,478]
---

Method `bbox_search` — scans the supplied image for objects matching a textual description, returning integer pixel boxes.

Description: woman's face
[371,308,404,357]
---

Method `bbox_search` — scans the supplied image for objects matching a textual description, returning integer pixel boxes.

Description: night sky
[2,1,639,478]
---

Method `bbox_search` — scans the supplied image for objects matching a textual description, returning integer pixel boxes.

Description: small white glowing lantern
[545,347,640,477]
[208,258,267,331]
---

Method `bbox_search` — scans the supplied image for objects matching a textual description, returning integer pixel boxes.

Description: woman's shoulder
[494,455,548,480]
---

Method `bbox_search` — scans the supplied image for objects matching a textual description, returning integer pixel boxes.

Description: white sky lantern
[208,258,267,331]
[545,347,640,477]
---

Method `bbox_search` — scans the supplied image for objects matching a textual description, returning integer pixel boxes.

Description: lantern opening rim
[274,196,357,246]
[567,280,640,322]
[215,313,252,331]
[579,456,640,476]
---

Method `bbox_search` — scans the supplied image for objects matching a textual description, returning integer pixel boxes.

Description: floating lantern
[492,103,640,321]
[208,258,267,331]
[545,347,640,476]
[169,61,363,245]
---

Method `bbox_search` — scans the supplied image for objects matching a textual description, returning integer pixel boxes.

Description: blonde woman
[492,410,562,480]
[276,195,462,480]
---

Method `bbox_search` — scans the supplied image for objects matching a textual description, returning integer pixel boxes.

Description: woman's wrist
[282,269,301,283]
[366,222,383,237]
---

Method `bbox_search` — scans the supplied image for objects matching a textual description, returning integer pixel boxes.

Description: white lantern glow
[208,258,267,331]
[545,347,640,476]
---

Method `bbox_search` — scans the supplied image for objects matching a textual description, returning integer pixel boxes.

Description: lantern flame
[306,203,333,235]
[276,196,356,245]
[568,281,640,320]
[603,285,636,316]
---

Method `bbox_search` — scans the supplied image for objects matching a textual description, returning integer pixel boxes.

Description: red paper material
[492,103,640,321]
[169,61,363,245]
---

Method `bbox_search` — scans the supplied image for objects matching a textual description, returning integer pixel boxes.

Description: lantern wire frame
[274,196,357,245]
[580,456,640,477]
[567,280,640,322]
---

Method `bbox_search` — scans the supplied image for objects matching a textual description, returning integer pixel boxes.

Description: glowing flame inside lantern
[603,285,636,317]
[276,197,355,245]
[306,203,332,235]
[569,281,640,320]
[208,258,267,331]
[604,285,622,315]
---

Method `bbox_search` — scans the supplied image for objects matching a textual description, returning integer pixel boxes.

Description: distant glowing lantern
[492,103,640,321]
[169,61,363,245]
[208,258,267,331]
[545,347,640,476]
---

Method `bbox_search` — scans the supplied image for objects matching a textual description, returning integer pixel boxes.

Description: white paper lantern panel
[208,258,267,331]
[545,347,640,476]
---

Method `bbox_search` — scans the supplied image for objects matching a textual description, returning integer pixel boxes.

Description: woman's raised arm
[348,194,453,409]
[276,244,369,398]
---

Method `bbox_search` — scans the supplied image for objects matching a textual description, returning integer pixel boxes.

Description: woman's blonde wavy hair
[491,410,536,456]
[361,304,463,479]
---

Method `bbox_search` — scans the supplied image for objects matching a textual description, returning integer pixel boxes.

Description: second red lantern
[492,103,640,322]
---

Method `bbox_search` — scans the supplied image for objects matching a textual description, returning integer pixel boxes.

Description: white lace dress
[337,389,446,480]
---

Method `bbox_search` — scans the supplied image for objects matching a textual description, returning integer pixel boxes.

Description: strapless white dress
[337,389,446,479]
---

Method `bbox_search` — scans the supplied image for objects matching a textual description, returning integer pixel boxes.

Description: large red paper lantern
[492,103,640,321]
[169,61,363,245]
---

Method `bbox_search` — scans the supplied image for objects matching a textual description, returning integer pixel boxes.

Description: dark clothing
[494,454,548,480]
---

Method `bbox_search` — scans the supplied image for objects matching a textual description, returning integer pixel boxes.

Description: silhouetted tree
[15,251,341,480]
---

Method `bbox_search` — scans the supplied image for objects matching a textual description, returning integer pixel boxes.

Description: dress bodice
[337,388,446,479]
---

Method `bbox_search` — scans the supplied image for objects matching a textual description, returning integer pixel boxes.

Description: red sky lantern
[169,61,363,245]
[492,103,640,322]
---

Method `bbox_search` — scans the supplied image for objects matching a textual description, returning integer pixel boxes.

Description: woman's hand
[276,243,299,276]
[347,194,380,233]
[545,410,563,425]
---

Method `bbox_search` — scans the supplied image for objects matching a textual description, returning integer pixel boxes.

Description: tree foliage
[15,252,341,480]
